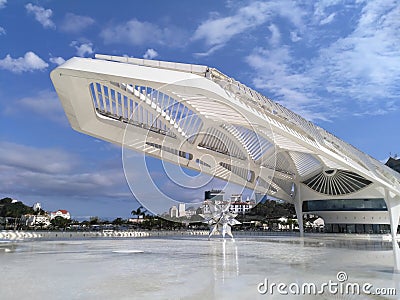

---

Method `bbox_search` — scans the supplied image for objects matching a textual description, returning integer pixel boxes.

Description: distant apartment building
[169,203,187,218]
[185,208,198,218]
[50,209,71,220]
[229,194,255,215]
[24,215,51,228]
[169,205,178,218]
[202,190,255,215]
[178,203,186,217]
[203,190,226,214]
[128,215,145,223]
[168,204,199,219]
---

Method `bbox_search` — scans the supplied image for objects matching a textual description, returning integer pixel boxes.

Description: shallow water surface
[0,236,399,299]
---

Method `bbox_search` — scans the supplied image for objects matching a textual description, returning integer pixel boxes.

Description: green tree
[89,216,100,225]
[189,214,204,222]
[0,198,34,218]
[34,208,47,216]
[51,216,71,229]
[0,198,13,204]
[112,217,125,225]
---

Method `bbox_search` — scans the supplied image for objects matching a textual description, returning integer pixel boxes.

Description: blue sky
[0,0,399,219]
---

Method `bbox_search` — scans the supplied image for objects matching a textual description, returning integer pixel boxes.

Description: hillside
[0,197,34,218]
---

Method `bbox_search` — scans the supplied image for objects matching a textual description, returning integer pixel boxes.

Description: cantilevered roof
[50,54,400,203]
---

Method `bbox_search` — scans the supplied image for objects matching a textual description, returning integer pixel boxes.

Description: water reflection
[254,237,393,251]
[0,241,17,253]
[0,237,399,299]
[210,239,239,283]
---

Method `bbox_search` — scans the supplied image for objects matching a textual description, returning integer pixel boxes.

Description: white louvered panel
[261,152,296,175]
[289,151,322,177]
[318,155,347,170]
[212,165,231,179]
[222,124,274,162]
[272,132,314,153]
[187,99,247,124]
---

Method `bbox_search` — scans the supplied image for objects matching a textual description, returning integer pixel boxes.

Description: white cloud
[0,142,75,174]
[4,90,67,124]
[290,31,301,42]
[25,3,55,29]
[61,13,95,33]
[320,12,336,25]
[101,19,157,45]
[246,47,327,121]
[70,41,94,57]
[0,0,6,9]
[268,24,281,46]
[245,0,400,120]
[192,1,305,54]
[143,48,158,59]
[100,18,187,47]
[0,142,129,199]
[313,0,341,23]
[0,26,5,35]
[49,56,66,65]
[194,45,223,57]
[0,51,48,73]
[353,108,389,117]
[314,1,400,103]
[192,2,270,47]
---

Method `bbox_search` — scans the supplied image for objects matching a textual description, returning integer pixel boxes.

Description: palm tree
[131,206,147,223]
[131,206,147,219]
[131,206,147,229]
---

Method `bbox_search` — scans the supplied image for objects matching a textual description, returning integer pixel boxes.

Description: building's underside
[51,54,400,271]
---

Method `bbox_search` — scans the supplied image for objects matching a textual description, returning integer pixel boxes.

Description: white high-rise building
[169,206,178,218]
[178,203,186,217]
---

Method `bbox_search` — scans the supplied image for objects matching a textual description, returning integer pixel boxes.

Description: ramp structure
[51,54,400,271]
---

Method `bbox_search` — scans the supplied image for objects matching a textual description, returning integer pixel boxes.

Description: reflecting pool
[0,236,399,299]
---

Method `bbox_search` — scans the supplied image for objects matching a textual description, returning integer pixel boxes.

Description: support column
[386,189,400,273]
[294,184,304,237]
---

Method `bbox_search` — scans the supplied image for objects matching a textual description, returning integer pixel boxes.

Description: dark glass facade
[303,198,394,234]
[302,198,387,212]
[324,223,391,234]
